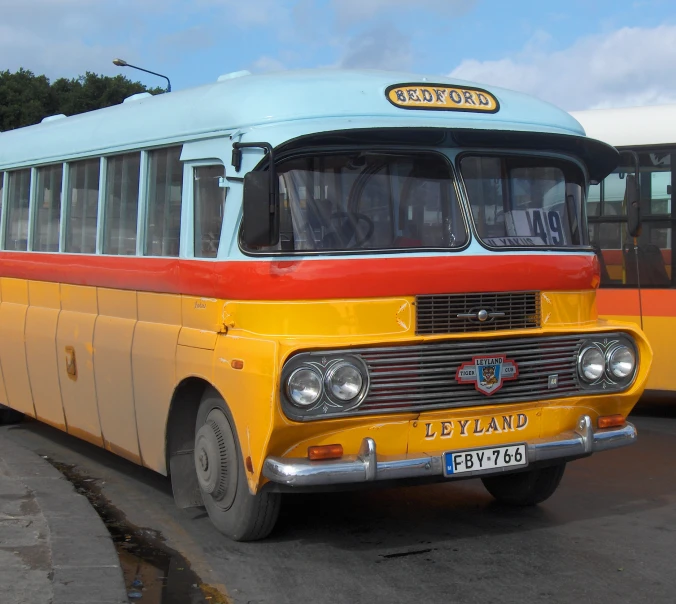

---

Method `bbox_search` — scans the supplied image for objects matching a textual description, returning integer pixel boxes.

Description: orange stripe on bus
[639,289,676,317]
[0,252,598,300]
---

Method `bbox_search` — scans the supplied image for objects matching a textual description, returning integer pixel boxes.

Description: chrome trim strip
[262,415,636,487]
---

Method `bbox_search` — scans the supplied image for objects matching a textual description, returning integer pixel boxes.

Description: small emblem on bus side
[455,355,518,395]
[65,346,78,381]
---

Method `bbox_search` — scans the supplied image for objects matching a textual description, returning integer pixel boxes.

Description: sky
[1,0,675,111]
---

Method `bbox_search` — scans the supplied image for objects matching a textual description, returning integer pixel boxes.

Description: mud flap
[169,450,203,509]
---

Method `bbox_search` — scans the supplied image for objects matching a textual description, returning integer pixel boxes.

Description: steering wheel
[327,211,375,248]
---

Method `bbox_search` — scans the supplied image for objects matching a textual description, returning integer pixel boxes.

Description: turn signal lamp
[597,414,625,429]
[308,444,344,461]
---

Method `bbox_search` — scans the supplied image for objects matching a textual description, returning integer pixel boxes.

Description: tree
[0,69,164,131]
[0,69,52,131]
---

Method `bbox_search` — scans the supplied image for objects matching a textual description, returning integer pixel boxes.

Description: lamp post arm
[122,63,171,93]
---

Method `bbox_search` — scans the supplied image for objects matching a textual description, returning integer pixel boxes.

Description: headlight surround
[578,346,605,383]
[325,362,364,402]
[577,335,638,390]
[287,367,323,407]
[607,344,636,379]
[281,353,370,420]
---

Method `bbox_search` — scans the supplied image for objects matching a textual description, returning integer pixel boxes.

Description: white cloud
[192,0,286,27]
[159,26,216,54]
[250,56,287,73]
[338,24,413,71]
[449,25,676,111]
[331,0,475,28]
[0,0,153,79]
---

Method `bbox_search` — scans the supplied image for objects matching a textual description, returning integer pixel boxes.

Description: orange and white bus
[572,105,674,398]
[0,70,651,540]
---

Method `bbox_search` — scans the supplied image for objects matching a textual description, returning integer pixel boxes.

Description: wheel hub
[194,413,230,501]
[198,450,209,471]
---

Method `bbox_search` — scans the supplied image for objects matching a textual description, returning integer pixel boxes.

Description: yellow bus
[572,105,674,397]
[0,70,651,540]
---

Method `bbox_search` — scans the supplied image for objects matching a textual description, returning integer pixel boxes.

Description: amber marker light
[308,444,344,461]
[231,359,244,370]
[597,414,625,429]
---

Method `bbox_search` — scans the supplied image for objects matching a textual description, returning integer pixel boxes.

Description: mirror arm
[232,142,277,213]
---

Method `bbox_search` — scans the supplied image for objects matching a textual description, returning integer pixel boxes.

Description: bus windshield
[253,151,468,252]
[460,155,587,248]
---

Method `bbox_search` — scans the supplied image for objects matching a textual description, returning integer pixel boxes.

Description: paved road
[3,406,676,604]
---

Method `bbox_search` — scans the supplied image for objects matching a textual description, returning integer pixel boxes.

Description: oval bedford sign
[386,83,499,113]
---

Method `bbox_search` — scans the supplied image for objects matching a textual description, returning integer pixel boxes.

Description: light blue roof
[0,69,586,169]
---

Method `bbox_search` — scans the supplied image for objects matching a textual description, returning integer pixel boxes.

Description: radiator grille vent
[357,333,582,415]
[416,291,541,335]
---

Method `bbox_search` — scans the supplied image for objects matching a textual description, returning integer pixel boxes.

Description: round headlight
[579,346,605,382]
[287,368,323,407]
[607,345,636,379]
[326,362,364,402]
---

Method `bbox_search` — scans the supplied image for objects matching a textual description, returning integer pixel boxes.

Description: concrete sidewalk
[0,432,127,604]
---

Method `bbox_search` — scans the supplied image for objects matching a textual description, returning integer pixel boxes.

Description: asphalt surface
[2,406,676,604]
[0,434,127,604]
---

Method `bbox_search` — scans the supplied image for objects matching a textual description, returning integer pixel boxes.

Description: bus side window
[145,147,183,257]
[0,173,3,239]
[588,172,635,286]
[65,159,100,254]
[32,164,63,253]
[4,169,31,251]
[103,152,141,256]
[193,165,226,258]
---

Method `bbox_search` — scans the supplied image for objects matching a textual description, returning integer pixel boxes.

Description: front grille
[356,334,585,415]
[416,291,541,335]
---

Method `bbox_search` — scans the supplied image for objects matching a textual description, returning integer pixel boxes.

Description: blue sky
[1,0,675,110]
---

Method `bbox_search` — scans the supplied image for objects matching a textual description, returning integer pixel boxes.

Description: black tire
[481,463,566,506]
[0,405,24,425]
[194,388,281,541]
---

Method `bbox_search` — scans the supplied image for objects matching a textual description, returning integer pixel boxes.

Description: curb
[0,433,128,604]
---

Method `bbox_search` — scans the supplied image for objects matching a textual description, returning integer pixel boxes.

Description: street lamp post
[112,59,172,93]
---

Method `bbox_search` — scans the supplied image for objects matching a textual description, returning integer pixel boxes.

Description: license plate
[444,444,528,476]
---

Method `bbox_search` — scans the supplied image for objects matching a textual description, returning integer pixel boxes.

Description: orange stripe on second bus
[597,288,676,317]
[640,289,676,317]
[596,289,641,316]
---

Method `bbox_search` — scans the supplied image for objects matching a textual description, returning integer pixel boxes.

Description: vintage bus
[572,105,674,397]
[0,70,651,541]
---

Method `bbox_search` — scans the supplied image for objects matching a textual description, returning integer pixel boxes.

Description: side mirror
[625,173,641,238]
[242,171,279,247]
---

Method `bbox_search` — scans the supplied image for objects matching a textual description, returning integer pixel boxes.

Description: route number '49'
[506,209,570,246]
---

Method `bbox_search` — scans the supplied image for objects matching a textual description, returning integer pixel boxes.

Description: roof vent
[41,114,67,123]
[217,70,251,82]
[123,92,153,103]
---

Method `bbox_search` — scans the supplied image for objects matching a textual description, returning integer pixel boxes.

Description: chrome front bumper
[262,415,636,487]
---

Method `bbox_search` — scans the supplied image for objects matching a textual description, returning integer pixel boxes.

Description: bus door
[588,152,642,328]
[632,149,675,392]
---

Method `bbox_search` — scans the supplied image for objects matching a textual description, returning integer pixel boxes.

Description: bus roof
[571,104,676,148]
[0,68,588,169]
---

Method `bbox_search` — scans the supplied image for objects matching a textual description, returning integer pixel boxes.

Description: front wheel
[481,463,566,506]
[194,389,281,541]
